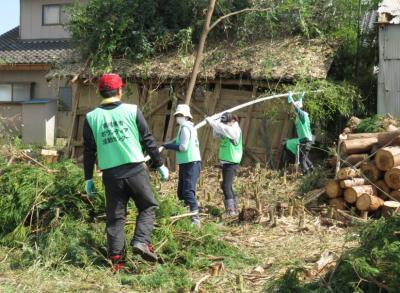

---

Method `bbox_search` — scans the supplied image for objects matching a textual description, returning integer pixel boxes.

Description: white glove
[205,116,214,125]
[158,165,169,181]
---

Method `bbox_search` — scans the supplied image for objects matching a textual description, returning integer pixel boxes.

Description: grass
[0,148,359,292]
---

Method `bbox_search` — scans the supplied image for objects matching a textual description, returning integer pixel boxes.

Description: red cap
[98,73,124,91]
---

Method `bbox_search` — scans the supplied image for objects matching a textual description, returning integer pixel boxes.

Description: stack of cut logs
[326,130,400,218]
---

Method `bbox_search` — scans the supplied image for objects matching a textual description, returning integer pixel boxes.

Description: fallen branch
[192,274,210,293]
[335,209,368,224]
[169,212,208,224]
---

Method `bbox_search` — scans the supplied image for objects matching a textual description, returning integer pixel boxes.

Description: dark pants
[103,168,158,256]
[221,163,239,200]
[299,142,314,173]
[177,161,201,211]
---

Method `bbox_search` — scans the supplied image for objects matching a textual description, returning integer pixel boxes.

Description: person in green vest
[83,73,169,270]
[206,112,243,217]
[285,92,314,174]
[162,104,202,226]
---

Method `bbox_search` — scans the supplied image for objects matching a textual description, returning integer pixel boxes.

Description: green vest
[295,112,313,142]
[175,124,201,164]
[86,103,145,170]
[219,132,243,164]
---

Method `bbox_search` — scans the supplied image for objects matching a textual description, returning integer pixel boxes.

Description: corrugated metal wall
[378,24,400,117]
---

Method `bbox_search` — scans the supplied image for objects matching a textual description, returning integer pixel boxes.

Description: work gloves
[158,164,169,181]
[162,143,180,151]
[287,92,294,104]
[85,179,96,197]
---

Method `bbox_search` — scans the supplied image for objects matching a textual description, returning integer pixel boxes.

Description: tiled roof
[0,26,73,65]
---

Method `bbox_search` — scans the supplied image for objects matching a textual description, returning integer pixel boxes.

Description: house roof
[0,27,73,65]
[48,37,338,82]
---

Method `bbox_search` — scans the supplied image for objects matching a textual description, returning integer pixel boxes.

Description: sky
[0,1,20,35]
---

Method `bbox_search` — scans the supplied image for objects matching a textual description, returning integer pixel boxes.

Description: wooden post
[66,84,81,158]
[200,81,222,160]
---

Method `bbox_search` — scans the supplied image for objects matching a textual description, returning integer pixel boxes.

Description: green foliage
[285,79,364,128]
[267,216,400,292]
[0,160,105,245]
[0,156,255,291]
[355,115,400,133]
[298,166,330,194]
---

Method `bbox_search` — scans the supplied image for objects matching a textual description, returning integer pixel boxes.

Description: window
[43,4,70,25]
[0,83,32,102]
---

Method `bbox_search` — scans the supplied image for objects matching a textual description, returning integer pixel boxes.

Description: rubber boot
[224,199,238,217]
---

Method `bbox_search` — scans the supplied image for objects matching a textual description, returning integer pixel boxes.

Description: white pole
[145,90,322,162]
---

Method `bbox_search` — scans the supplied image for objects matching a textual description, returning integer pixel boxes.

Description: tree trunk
[384,166,400,189]
[389,190,400,201]
[184,0,216,104]
[344,185,376,204]
[325,180,342,199]
[360,162,382,182]
[341,137,379,155]
[329,198,346,210]
[375,146,400,171]
[337,167,360,180]
[346,130,400,141]
[340,178,366,189]
[382,201,400,217]
[345,154,369,166]
[356,194,384,211]
[376,180,391,200]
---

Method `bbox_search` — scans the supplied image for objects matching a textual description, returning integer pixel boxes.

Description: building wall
[378,24,400,117]
[70,81,292,167]
[0,70,71,140]
[20,0,81,39]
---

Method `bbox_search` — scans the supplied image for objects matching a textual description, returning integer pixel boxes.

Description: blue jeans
[177,161,201,211]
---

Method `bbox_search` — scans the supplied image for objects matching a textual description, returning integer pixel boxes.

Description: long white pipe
[144,90,322,162]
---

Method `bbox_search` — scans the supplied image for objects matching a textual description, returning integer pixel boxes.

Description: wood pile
[325,129,400,218]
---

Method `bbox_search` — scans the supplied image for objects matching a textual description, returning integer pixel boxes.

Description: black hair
[100,88,119,98]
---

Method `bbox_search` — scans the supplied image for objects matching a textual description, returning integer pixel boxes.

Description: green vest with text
[86,103,144,170]
[175,124,201,164]
[219,132,243,164]
[295,112,312,142]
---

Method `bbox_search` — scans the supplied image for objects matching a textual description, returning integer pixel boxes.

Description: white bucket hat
[294,100,303,109]
[174,104,193,119]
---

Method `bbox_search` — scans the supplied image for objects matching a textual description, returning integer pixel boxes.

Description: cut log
[384,166,400,189]
[375,146,400,171]
[329,198,346,210]
[356,194,384,211]
[341,137,379,155]
[325,180,342,199]
[360,162,382,181]
[345,154,368,166]
[375,180,391,200]
[337,167,360,180]
[389,190,400,201]
[340,178,366,189]
[346,130,400,141]
[382,201,400,217]
[344,185,376,204]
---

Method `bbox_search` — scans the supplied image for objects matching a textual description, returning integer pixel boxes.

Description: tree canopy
[68,0,380,74]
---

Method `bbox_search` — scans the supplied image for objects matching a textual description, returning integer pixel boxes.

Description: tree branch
[209,8,272,32]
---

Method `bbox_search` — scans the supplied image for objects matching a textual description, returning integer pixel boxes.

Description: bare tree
[184,0,271,104]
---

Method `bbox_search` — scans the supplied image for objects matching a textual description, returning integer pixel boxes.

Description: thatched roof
[48,37,338,82]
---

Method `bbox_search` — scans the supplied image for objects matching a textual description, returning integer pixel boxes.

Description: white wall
[20,0,87,39]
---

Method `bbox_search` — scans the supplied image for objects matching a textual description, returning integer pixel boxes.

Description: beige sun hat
[173,104,193,119]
